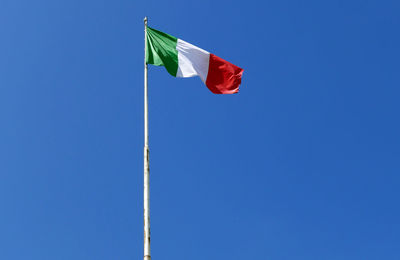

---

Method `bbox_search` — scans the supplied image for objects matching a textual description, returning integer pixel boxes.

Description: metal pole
[143,16,151,260]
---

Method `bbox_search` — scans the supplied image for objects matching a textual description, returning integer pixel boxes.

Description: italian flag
[146,27,244,94]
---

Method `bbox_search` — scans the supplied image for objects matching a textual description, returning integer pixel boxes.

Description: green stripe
[146,27,178,77]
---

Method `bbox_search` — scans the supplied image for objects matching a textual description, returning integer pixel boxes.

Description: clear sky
[1,0,399,259]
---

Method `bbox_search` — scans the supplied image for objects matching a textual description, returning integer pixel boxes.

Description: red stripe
[205,54,244,94]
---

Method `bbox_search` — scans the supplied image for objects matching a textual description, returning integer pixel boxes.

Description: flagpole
[143,16,151,260]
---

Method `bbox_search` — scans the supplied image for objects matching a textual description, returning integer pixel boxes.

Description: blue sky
[1,0,400,259]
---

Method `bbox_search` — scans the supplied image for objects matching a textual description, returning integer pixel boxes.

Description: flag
[146,27,244,94]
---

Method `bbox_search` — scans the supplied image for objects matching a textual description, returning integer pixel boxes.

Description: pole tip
[144,17,148,24]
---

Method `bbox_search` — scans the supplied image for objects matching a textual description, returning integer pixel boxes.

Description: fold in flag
[146,27,244,94]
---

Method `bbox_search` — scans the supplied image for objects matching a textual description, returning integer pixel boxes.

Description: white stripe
[176,39,210,83]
